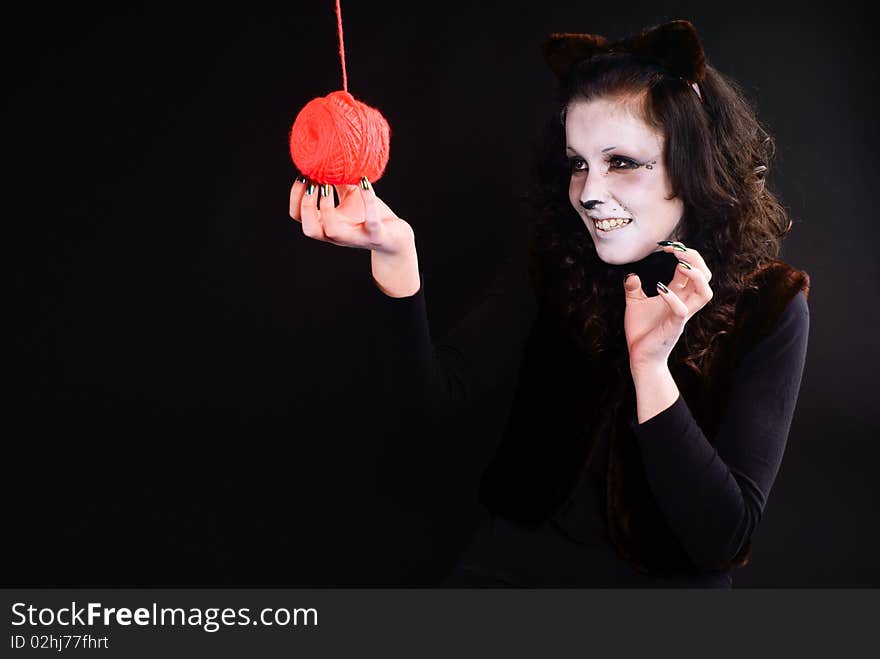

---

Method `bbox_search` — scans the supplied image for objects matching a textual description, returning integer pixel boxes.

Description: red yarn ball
[289,90,390,186]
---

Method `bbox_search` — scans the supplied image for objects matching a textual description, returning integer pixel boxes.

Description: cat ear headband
[543,19,707,101]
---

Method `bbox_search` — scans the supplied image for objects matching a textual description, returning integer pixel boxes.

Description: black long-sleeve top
[367,243,809,588]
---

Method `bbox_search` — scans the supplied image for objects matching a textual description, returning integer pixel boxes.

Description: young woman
[288,19,810,588]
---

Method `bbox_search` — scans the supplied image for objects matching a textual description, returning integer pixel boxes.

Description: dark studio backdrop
[6,0,878,587]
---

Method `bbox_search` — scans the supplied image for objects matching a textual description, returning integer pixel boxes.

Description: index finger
[659,242,711,282]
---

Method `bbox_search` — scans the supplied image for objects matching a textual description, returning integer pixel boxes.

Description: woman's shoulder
[732,258,810,351]
[742,258,810,304]
[699,260,809,401]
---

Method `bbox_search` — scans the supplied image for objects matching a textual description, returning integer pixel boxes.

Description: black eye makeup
[565,154,656,173]
[609,155,641,169]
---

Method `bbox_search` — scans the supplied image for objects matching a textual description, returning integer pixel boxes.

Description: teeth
[595,218,631,231]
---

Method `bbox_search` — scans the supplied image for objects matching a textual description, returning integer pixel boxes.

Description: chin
[596,254,627,265]
[594,245,647,266]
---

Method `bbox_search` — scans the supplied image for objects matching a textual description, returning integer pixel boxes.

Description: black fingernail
[677,259,692,270]
[657,240,676,246]
[306,183,316,195]
[296,175,308,185]
[321,184,332,198]
[656,282,670,294]
[673,245,687,252]
[360,176,371,190]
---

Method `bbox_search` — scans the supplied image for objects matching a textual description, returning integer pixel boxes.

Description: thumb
[624,272,646,301]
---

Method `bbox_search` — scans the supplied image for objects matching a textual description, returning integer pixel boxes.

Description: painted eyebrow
[565,146,620,154]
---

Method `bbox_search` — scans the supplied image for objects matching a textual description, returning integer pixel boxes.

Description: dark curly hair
[522,52,794,376]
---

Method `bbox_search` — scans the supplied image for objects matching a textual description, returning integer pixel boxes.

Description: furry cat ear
[622,20,707,83]
[542,32,609,79]
[542,20,707,84]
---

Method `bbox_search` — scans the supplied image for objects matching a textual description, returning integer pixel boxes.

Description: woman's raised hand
[623,241,714,371]
[289,176,421,297]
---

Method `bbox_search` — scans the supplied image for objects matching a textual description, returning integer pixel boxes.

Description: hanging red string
[335,0,348,93]
[288,0,391,185]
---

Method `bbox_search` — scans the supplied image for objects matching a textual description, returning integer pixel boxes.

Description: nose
[576,168,609,211]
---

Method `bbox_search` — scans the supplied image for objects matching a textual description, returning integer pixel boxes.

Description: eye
[567,157,587,173]
[608,155,639,170]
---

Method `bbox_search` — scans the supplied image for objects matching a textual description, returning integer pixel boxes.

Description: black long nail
[656,282,670,294]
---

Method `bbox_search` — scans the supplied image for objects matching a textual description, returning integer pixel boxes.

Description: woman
[288,19,810,588]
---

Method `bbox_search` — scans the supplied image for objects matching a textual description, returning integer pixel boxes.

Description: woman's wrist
[371,229,421,298]
[629,358,668,378]
[630,361,680,424]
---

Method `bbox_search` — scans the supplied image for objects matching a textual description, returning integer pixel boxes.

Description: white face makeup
[565,96,684,265]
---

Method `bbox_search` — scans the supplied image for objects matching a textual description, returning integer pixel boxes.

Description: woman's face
[565,95,684,265]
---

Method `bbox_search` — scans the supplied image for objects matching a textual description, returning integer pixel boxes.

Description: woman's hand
[623,242,714,373]
[288,176,421,297]
[289,176,414,255]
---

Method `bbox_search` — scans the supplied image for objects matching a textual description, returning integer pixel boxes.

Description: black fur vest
[478,258,810,576]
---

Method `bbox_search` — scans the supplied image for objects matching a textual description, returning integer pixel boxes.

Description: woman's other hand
[623,242,714,372]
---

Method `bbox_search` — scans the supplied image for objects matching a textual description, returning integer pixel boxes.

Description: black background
[7,0,879,586]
